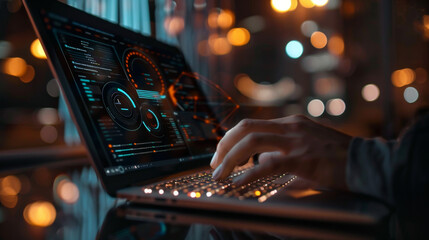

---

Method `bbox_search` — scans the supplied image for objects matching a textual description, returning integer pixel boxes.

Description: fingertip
[209,152,217,168]
[212,163,223,179]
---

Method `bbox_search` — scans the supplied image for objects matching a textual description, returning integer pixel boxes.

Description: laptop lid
[24,0,224,196]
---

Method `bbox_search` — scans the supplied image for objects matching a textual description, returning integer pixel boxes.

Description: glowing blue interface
[44,12,220,176]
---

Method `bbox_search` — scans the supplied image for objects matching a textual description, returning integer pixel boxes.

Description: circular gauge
[140,103,164,138]
[102,82,141,131]
[124,49,166,95]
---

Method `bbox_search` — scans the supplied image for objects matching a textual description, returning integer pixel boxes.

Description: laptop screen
[24,0,222,194]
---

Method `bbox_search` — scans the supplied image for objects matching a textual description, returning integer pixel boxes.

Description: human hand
[210,115,352,190]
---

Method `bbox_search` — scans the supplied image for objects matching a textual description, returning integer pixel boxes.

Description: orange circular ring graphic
[124,50,166,96]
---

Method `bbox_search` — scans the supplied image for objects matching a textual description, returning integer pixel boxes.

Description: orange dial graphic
[124,50,166,96]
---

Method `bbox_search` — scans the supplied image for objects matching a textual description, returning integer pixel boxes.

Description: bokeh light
[0,175,21,208]
[271,0,292,13]
[234,74,297,102]
[361,84,380,102]
[208,9,235,29]
[311,0,329,7]
[227,28,250,46]
[310,31,328,49]
[56,179,79,204]
[207,11,219,28]
[217,10,235,29]
[328,35,344,55]
[0,41,12,59]
[208,36,232,55]
[301,20,318,37]
[300,0,315,8]
[2,57,27,77]
[46,79,60,97]
[391,68,415,87]
[0,175,21,196]
[307,99,324,117]
[30,39,47,59]
[302,53,339,73]
[403,87,419,103]
[19,65,35,83]
[37,108,58,125]
[40,125,58,143]
[326,98,346,116]
[163,16,185,36]
[285,40,304,59]
[0,195,18,208]
[424,15,429,30]
[23,201,56,227]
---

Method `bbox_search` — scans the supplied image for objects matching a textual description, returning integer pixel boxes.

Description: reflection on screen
[43,12,220,176]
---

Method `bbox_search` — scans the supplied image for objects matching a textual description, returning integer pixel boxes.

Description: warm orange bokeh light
[328,35,344,55]
[217,10,234,29]
[23,201,56,227]
[311,0,329,7]
[207,11,219,28]
[208,9,234,29]
[208,35,231,55]
[271,0,298,13]
[3,57,27,77]
[391,68,415,87]
[424,15,429,30]
[311,31,328,49]
[30,39,47,59]
[0,175,21,196]
[0,175,21,208]
[227,28,250,46]
[56,179,79,204]
[0,195,18,208]
[20,65,35,83]
[300,0,315,8]
[163,16,185,36]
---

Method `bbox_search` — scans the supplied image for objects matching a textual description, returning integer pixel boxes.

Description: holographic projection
[168,72,239,141]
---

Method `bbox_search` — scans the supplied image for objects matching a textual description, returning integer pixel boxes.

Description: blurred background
[0,0,428,150]
[0,0,428,238]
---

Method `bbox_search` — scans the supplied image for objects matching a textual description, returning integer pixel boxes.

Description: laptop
[24,0,390,224]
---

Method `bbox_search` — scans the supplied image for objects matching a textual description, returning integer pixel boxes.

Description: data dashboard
[43,12,221,176]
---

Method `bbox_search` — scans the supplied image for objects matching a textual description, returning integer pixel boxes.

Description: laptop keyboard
[142,167,297,203]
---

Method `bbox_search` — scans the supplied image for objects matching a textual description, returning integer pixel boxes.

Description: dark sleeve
[346,136,396,202]
[346,114,429,210]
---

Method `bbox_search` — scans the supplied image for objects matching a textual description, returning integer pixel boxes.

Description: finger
[210,119,284,169]
[233,154,299,185]
[258,151,285,164]
[211,116,310,168]
[212,133,298,180]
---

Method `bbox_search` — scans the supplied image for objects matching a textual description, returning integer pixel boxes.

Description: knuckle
[238,118,253,128]
[245,133,263,146]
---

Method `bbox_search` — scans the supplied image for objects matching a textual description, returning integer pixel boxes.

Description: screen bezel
[23,0,214,196]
